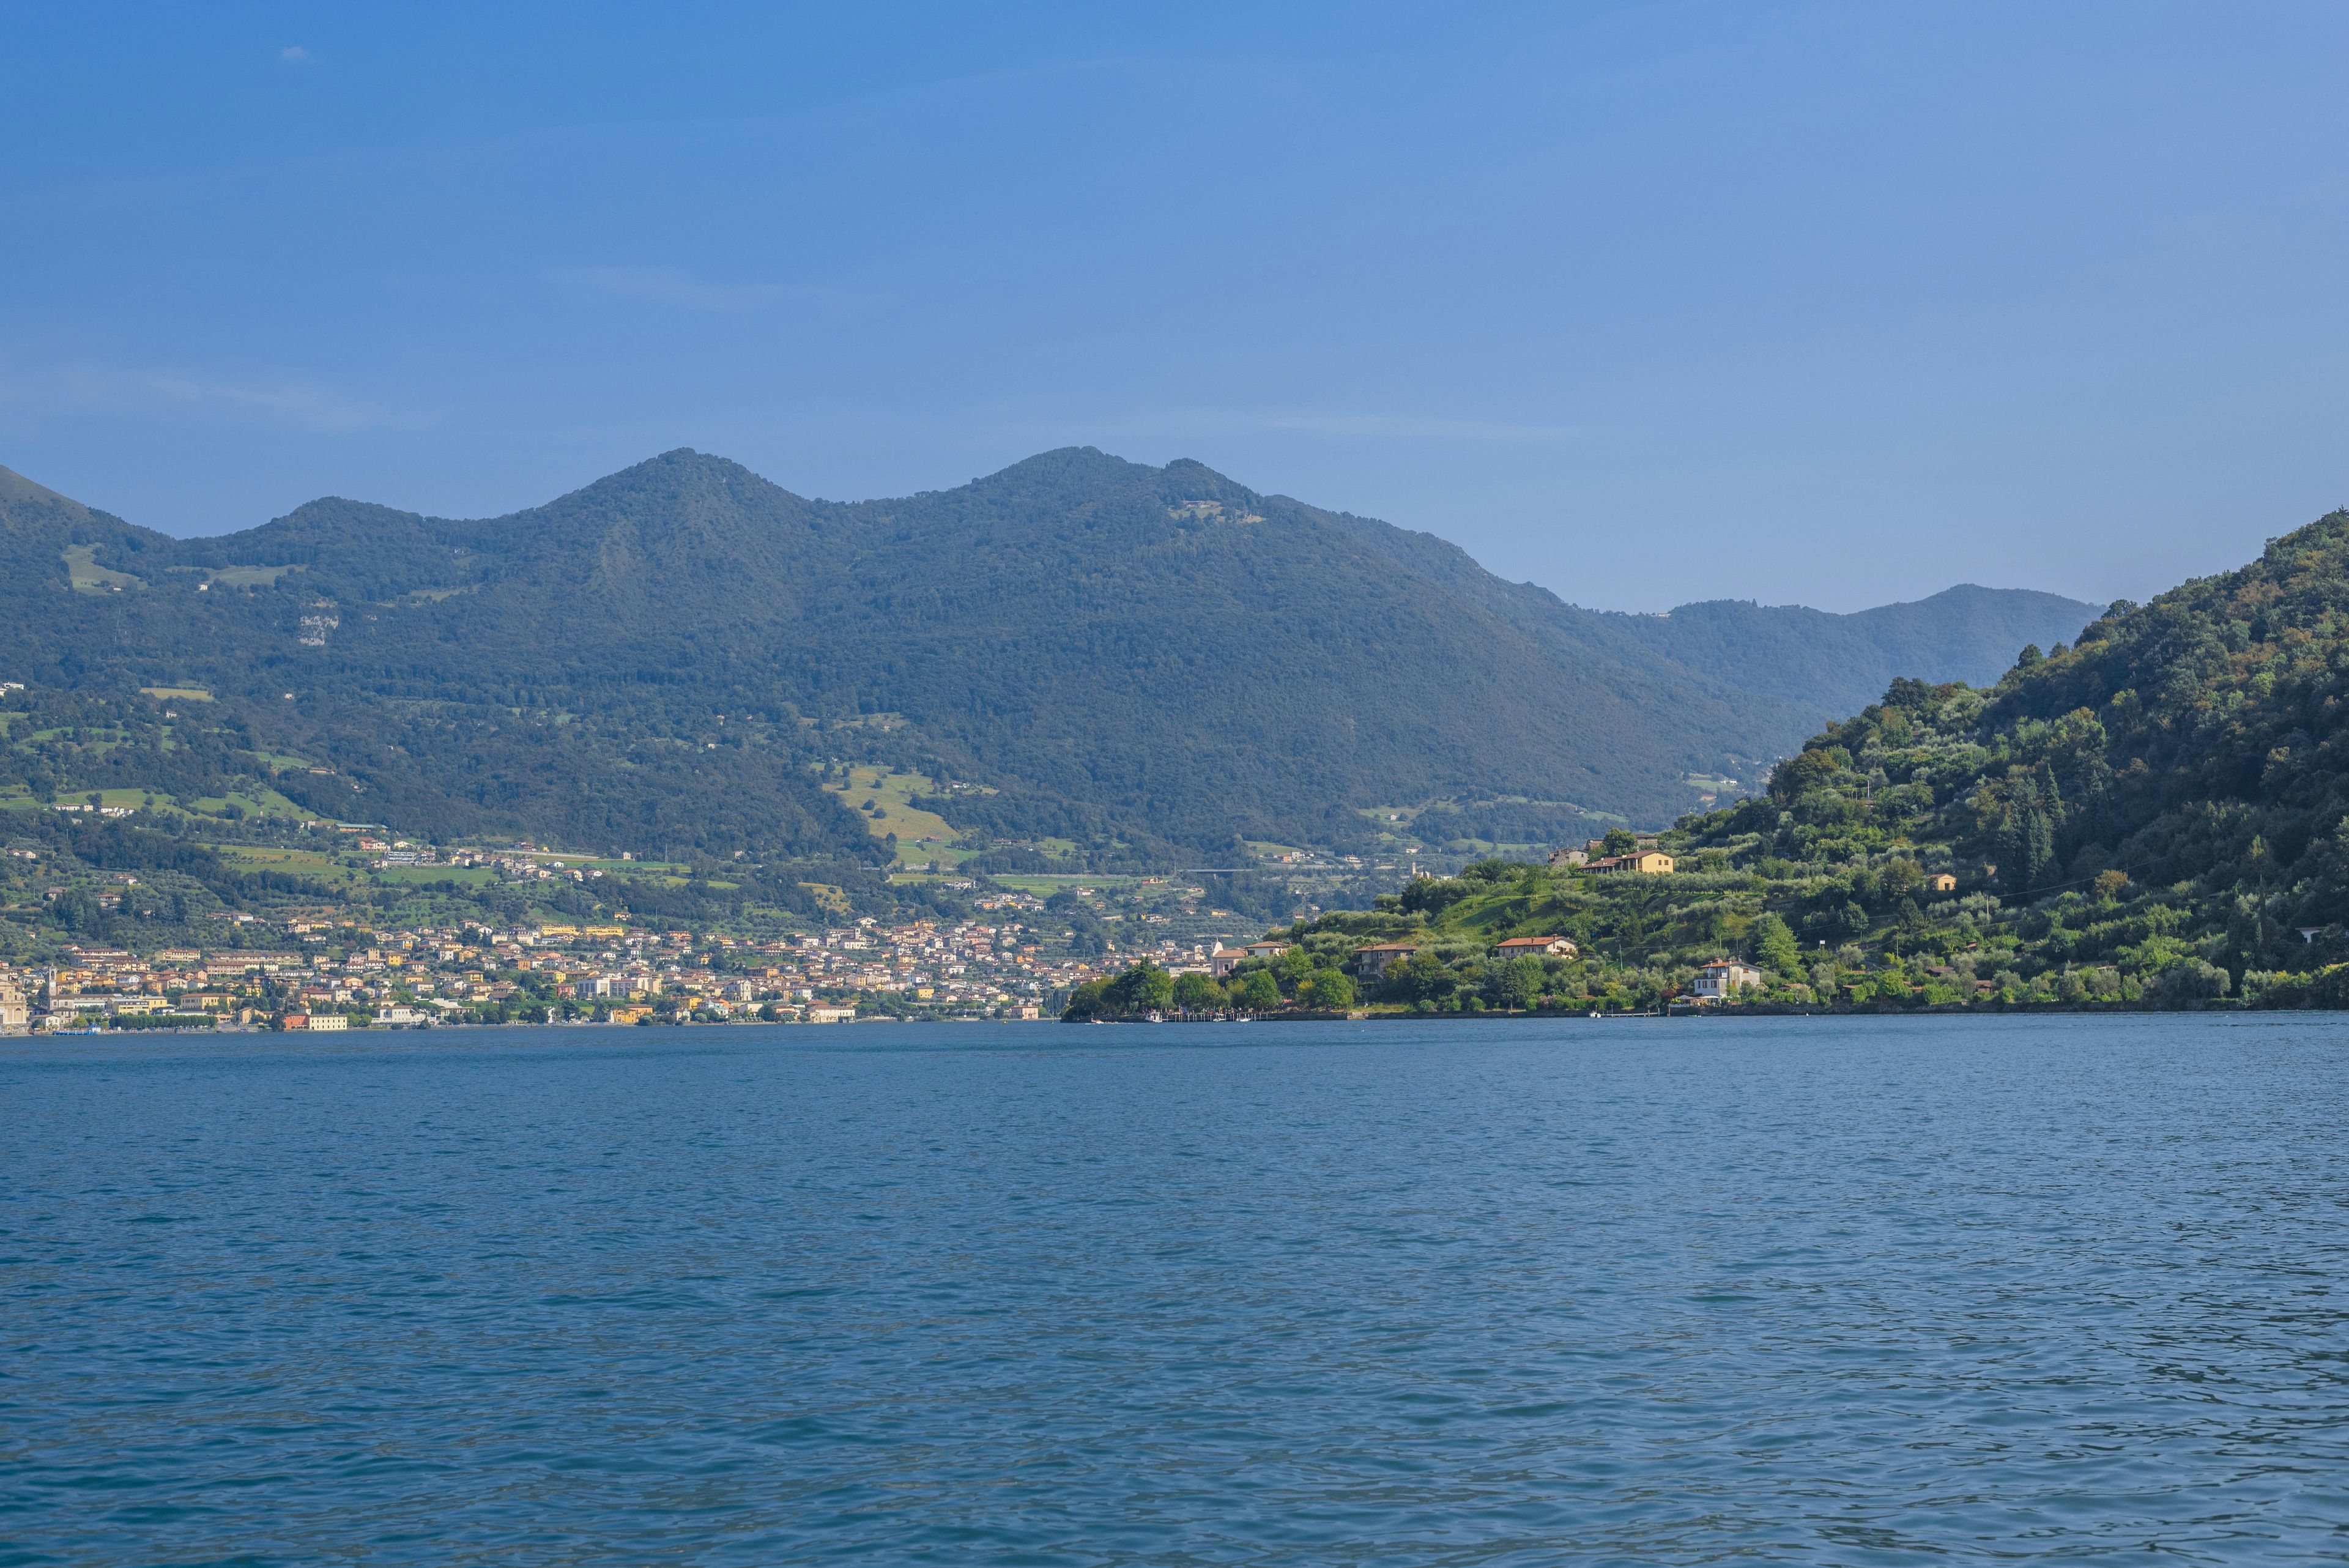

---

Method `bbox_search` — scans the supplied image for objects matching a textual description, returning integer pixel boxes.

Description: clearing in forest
[821,766,973,866]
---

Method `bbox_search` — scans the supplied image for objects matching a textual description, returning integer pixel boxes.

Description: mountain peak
[965,446,1159,492]
[537,448,810,521]
[0,464,95,516]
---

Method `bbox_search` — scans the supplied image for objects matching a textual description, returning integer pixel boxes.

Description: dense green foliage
[4,451,2091,864]
[1063,946,1357,1019]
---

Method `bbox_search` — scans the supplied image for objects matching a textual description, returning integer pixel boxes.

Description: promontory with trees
[1074,508,2349,1017]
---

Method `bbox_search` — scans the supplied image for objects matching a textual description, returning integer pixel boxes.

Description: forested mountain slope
[1615,585,2099,725]
[1,449,2098,862]
[1187,508,2349,1014]
[1671,507,2349,1001]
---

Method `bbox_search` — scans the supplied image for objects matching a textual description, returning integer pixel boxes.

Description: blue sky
[4,2,2345,612]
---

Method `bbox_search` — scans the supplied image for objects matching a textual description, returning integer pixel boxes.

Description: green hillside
[1195,508,2349,1012]
[1,449,2099,867]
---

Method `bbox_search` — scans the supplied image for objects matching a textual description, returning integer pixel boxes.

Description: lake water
[5,1014,2348,1565]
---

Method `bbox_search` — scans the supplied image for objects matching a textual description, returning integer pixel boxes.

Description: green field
[207,564,301,589]
[822,766,976,866]
[511,850,685,872]
[183,786,313,822]
[212,845,346,874]
[0,781,306,828]
[62,544,139,593]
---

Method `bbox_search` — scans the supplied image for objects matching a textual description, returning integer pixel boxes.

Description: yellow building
[1493,935,1579,959]
[1590,850,1674,875]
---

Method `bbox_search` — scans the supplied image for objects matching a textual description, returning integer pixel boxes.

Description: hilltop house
[1493,935,1578,960]
[1589,850,1674,875]
[1353,942,1422,983]
[1927,872,1957,893]
[1691,960,1763,1002]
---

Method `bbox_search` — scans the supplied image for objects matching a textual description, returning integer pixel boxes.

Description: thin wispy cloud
[942,394,1586,451]
[279,45,310,64]
[1243,411,1584,443]
[1030,402,1588,446]
[551,266,877,314]
[0,363,400,432]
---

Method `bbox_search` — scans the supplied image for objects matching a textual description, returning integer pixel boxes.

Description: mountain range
[0,449,2096,864]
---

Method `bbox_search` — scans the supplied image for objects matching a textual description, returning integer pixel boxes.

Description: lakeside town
[0,912,1171,1034]
[0,822,1702,1035]
[0,830,1245,1034]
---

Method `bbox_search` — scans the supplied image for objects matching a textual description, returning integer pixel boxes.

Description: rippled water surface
[6,1014,2349,1564]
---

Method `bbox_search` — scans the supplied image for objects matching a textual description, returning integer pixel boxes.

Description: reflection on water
[6,1014,2348,1564]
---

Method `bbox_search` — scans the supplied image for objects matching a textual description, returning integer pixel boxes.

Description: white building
[1691,960,1763,1003]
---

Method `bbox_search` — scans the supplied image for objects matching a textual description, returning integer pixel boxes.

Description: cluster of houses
[0,907,1283,1033]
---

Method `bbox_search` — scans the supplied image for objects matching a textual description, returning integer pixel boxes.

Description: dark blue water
[6,1015,2348,1565]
